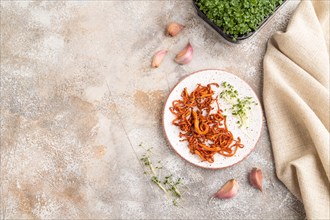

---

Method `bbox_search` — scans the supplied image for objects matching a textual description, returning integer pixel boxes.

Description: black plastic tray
[192,0,287,43]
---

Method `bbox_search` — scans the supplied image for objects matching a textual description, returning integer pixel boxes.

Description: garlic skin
[175,42,193,65]
[214,179,239,199]
[249,167,263,191]
[151,50,168,68]
[166,22,184,37]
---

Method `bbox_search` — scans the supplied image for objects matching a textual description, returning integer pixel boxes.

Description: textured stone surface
[1,1,306,219]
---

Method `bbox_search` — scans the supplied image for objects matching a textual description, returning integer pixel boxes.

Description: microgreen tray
[192,0,287,43]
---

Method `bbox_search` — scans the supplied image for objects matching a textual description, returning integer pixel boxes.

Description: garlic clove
[249,167,263,191]
[214,179,239,199]
[151,50,168,68]
[166,22,184,37]
[175,42,193,65]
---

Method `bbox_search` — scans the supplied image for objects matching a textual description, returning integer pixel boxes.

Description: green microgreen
[195,0,284,40]
[151,176,168,194]
[139,143,185,207]
[219,82,257,128]
[220,81,238,102]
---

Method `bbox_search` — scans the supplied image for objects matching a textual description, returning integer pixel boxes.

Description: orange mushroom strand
[169,83,244,163]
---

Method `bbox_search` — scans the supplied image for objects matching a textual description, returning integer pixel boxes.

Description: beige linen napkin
[263,0,329,219]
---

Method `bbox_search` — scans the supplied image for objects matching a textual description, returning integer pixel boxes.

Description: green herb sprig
[195,0,284,40]
[139,144,185,206]
[220,81,238,102]
[231,96,257,127]
[219,82,257,128]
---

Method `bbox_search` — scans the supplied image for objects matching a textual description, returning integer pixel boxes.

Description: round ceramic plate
[163,69,263,169]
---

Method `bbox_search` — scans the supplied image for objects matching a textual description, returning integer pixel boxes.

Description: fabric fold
[263,0,329,219]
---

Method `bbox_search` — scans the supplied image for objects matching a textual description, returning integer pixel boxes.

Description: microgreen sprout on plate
[219,82,257,128]
[220,81,239,103]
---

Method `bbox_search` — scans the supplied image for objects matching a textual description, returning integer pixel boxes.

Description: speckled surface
[1,1,306,219]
